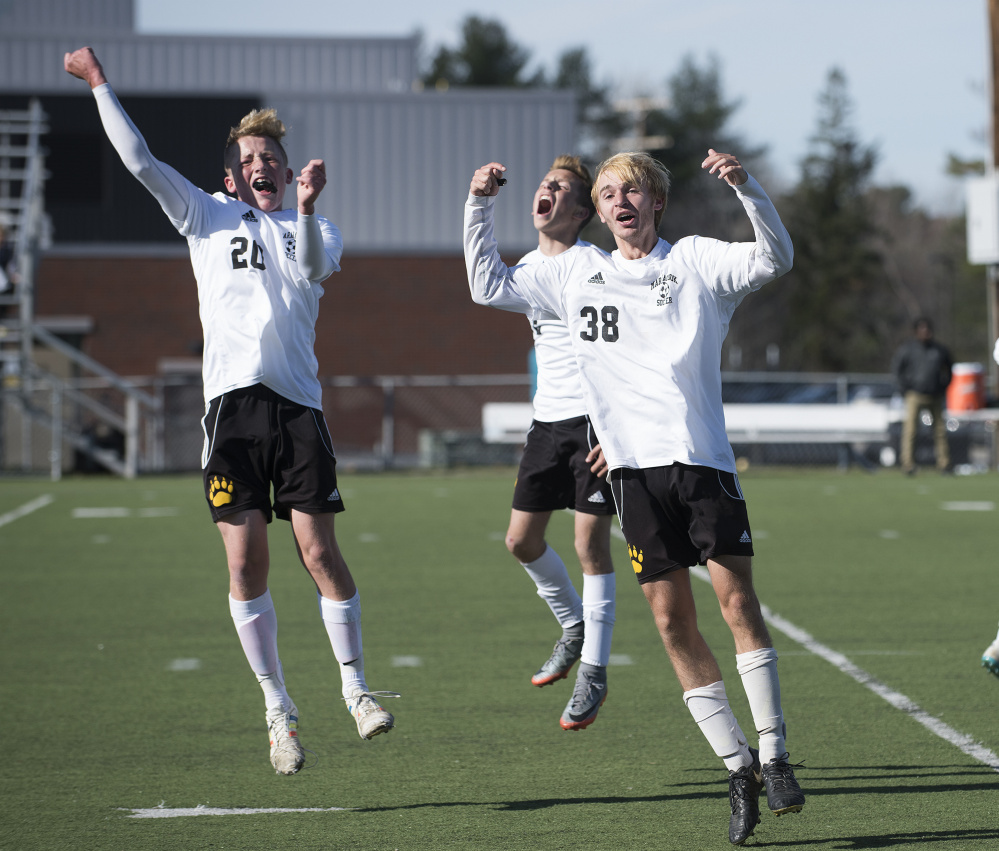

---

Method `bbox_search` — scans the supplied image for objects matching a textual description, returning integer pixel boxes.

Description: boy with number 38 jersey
[465,150,804,846]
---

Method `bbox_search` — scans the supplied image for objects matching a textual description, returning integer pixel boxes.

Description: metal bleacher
[0,100,162,479]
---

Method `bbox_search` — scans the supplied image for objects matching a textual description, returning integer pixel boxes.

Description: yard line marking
[392,655,422,667]
[0,494,53,529]
[122,805,354,819]
[608,654,634,666]
[760,604,999,772]
[73,507,130,518]
[72,507,177,519]
[780,649,921,657]
[608,526,999,772]
[167,659,201,671]
[138,507,179,518]
[941,501,994,512]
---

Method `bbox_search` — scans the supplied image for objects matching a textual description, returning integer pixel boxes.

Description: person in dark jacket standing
[891,317,953,475]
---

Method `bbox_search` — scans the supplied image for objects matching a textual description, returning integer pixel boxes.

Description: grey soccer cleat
[531,623,584,687]
[559,664,607,730]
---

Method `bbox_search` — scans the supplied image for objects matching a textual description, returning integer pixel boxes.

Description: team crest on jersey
[651,273,675,306]
[283,231,297,261]
[241,209,258,223]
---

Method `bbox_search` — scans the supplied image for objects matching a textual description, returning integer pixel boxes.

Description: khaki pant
[900,391,949,471]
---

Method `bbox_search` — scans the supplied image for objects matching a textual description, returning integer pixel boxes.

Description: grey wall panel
[271,91,577,254]
[0,34,418,94]
[0,6,578,256]
[0,0,134,34]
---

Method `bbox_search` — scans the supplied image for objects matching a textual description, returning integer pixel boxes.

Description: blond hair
[550,154,595,227]
[592,152,671,230]
[223,108,289,172]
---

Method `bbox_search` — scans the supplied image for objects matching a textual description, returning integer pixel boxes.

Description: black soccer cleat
[728,747,762,845]
[761,754,805,816]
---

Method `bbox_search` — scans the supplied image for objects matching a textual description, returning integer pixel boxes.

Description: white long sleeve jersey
[465,176,793,473]
[93,84,343,410]
[516,242,598,423]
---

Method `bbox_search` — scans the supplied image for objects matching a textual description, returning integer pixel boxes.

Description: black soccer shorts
[512,415,614,515]
[609,463,754,583]
[201,383,345,523]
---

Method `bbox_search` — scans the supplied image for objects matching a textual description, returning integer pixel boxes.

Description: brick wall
[35,253,534,377]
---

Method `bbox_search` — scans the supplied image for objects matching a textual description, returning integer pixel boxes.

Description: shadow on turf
[675,762,999,800]
[350,762,999,820]
[752,829,999,848]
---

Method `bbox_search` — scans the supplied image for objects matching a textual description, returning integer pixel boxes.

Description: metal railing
[4,368,993,477]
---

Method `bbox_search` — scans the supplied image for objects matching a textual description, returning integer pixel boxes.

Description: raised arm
[63,47,193,227]
[464,162,561,317]
[295,158,341,282]
[704,150,793,280]
[63,46,107,89]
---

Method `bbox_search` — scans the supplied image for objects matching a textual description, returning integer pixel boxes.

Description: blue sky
[136,0,988,215]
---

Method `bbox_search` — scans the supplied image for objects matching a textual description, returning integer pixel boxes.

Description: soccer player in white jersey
[464,150,804,845]
[65,47,397,776]
[508,156,616,731]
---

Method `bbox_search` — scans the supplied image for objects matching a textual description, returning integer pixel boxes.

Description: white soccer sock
[521,545,584,628]
[683,681,752,772]
[318,590,367,698]
[736,647,786,763]
[580,572,615,667]
[229,590,292,713]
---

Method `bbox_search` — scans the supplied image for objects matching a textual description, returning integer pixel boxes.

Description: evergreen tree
[777,68,883,371]
[729,69,984,374]
[551,47,624,160]
[643,55,764,242]
[420,18,620,159]
[421,16,541,88]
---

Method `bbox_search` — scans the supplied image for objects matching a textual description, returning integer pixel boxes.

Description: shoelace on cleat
[762,754,805,790]
[545,637,581,667]
[566,675,604,713]
[343,690,401,715]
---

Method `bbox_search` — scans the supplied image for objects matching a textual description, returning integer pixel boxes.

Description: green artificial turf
[2,468,998,849]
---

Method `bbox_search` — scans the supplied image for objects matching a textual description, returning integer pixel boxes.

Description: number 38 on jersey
[579,305,620,343]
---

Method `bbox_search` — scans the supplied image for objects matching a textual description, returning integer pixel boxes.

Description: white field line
[0,494,53,529]
[611,527,999,772]
[122,805,354,819]
[71,507,178,519]
[940,501,995,512]
[760,603,999,772]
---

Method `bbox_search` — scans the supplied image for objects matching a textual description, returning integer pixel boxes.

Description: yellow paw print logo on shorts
[628,544,644,574]
[209,476,234,507]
